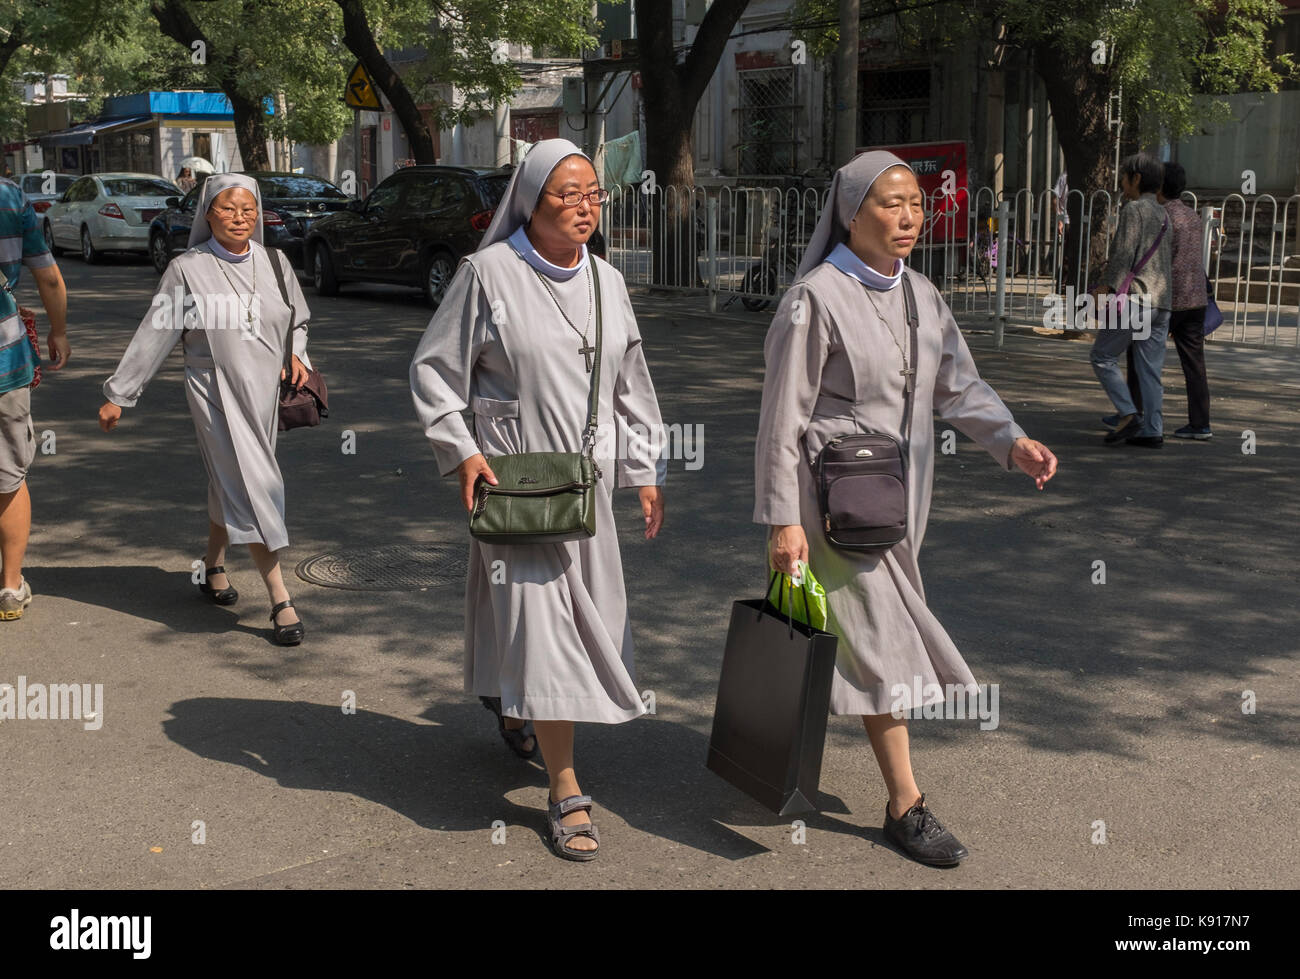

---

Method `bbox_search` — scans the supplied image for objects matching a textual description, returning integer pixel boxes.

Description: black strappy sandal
[546,794,599,862]
[270,599,304,646]
[197,565,238,605]
[479,696,538,759]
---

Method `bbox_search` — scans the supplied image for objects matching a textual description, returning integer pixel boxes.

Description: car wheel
[423,250,456,307]
[81,226,99,264]
[150,233,171,274]
[44,220,63,257]
[312,244,339,296]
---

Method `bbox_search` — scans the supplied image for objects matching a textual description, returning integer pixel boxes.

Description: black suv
[303,165,510,306]
[149,171,352,275]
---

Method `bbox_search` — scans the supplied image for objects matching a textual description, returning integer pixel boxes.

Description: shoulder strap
[583,259,603,454]
[899,273,919,457]
[266,246,297,374]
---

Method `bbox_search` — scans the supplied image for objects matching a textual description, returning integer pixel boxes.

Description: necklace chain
[211,248,258,324]
[863,287,914,388]
[533,265,592,342]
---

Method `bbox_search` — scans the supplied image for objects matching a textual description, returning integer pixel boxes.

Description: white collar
[826,242,902,290]
[509,225,588,281]
[209,237,253,263]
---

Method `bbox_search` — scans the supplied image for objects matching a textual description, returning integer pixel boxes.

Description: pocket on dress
[471,396,523,455]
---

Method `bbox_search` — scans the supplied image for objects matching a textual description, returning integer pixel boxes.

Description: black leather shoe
[1125,435,1164,448]
[1104,416,1140,445]
[883,794,969,867]
[197,565,238,605]
[270,599,304,646]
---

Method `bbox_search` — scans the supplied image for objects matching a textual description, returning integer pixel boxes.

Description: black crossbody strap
[266,246,297,375]
[582,260,603,454]
[899,273,919,458]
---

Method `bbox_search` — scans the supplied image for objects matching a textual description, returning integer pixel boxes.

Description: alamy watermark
[0,677,104,730]
[1043,288,1153,340]
[151,286,262,339]
[890,678,999,730]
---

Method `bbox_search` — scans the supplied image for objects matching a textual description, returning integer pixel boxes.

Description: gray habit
[754,262,1027,715]
[410,243,666,724]
[103,240,311,552]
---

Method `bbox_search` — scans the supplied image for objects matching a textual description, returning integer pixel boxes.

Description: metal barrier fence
[598,181,1300,348]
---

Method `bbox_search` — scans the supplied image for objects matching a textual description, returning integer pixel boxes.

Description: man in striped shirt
[1,174,70,620]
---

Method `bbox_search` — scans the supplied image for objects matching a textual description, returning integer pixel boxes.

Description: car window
[477,175,510,208]
[256,175,348,200]
[69,178,95,202]
[365,178,408,213]
[426,178,468,212]
[102,178,181,198]
[180,188,201,213]
[20,175,40,193]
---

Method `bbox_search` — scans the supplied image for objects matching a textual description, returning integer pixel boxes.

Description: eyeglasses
[548,189,610,208]
[211,205,259,219]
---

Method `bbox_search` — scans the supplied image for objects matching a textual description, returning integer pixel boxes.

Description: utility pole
[835,0,860,165]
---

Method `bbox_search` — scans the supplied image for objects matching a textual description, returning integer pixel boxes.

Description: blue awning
[42,116,154,147]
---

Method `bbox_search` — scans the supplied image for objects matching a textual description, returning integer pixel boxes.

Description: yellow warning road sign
[345,62,382,110]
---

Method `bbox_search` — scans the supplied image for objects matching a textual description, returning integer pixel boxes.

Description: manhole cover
[296,543,466,591]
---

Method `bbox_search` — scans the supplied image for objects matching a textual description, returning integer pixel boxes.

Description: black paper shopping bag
[706,587,838,816]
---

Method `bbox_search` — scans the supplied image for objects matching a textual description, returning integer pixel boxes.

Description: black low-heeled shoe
[197,565,238,605]
[270,599,304,646]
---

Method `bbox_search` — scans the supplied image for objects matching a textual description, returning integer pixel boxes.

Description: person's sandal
[197,565,238,605]
[546,794,599,862]
[479,696,538,759]
[270,599,304,646]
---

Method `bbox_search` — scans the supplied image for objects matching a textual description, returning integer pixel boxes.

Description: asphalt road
[2,251,1296,889]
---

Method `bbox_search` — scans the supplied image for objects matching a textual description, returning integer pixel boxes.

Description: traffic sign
[345,62,382,110]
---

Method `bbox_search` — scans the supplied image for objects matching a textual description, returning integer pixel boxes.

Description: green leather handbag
[468,261,604,545]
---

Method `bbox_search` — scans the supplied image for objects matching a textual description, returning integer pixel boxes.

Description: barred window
[860,67,932,145]
[736,66,800,176]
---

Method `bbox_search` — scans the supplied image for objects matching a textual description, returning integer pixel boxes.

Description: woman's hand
[98,402,122,432]
[769,524,808,576]
[281,355,309,388]
[457,453,497,513]
[639,486,664,539]
[1010,437,1057,489]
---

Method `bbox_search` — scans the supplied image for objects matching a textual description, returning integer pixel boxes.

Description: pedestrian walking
[1157,162,1212,439]
[97,174,313,645]
[1091,153,1172,448]
[0,175,70,621]
[409,139,667,861]
[176,167,197,194]
[753,151,1057,867]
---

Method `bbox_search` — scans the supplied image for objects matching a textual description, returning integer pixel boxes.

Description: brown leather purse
[267,248,328,431]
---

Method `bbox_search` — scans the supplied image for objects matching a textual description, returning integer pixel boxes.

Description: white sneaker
[0,578,33,620]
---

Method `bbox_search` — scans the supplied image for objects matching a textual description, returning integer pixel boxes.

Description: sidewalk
[3,262,1296,889]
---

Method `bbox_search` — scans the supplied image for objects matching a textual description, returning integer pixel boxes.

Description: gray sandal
[547,794,600,862]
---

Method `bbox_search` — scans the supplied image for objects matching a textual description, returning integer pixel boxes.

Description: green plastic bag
[767,562,828,631]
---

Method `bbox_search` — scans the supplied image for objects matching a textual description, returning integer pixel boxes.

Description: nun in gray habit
[754,151,1057,867]
[98,173,313,645]
[409,139,666,860]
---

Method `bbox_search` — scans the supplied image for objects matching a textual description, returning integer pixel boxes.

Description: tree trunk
[1033,38,1113,302]
[336,0,436,164]
[636,0,750,287]
[150,0,272,171]
[0,21,24,79]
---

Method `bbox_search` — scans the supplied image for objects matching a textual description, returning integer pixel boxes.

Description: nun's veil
[477,138,596,252]
[187,173,264,248]
[796,151,916,278]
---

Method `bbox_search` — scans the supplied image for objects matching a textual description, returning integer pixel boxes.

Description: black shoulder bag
[812,275,919,551]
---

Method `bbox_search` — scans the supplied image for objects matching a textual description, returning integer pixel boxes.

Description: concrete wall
[1173,91,1300,195]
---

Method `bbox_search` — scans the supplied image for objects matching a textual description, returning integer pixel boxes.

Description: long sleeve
[1102,201,1141,294]
[929,286,1026,470]
[409,260,492,476]
[753,283,829,526]
[611,292,667,487]
[103,260,188,408]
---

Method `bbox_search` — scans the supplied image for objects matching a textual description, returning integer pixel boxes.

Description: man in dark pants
[1106,163,1211,439]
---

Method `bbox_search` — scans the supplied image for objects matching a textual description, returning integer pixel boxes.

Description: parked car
[303,165,511,306]
[16,172,76,215]
[43,173,181,263]
[148,171,353,275]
